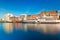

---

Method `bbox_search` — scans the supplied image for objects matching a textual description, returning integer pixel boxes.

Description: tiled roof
[40,11,57,15]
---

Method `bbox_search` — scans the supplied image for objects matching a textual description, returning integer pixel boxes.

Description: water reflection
[3,23,13,33]
[13,23,22,29]
[23,24,60,34]
[3,23,60,34]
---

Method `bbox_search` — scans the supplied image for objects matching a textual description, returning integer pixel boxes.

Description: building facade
[40,11,58,20]
[4,13,13,21]
[20,14,27,20]
[9,16,22,22]
[27,14,40,20]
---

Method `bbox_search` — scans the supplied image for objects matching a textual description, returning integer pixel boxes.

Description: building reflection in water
[3,23,60,34]
[22,24,60,34]
[13,23,23,30]
[3,23,13,33]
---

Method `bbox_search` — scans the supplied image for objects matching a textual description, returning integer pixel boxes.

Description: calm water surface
[0,23,60,40]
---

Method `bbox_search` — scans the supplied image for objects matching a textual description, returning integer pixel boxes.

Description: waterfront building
[57,10,60,19]
[2,10,60,23]
[4,13,13,21]
[20,14,27,20]
[27,14,40,20]
[9,16,22,22]
[40,11,58,20]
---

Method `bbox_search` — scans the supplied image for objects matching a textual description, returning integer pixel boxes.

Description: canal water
[0,23,60,40]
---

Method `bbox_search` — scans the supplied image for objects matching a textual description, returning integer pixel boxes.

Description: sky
[0,0,60,18]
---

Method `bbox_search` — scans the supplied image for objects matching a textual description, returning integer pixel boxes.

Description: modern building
[20,14,27,20]
[4,13,13,21]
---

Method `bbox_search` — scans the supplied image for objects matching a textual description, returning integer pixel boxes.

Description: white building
[20,14,27,20]
[4,13,13,21]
